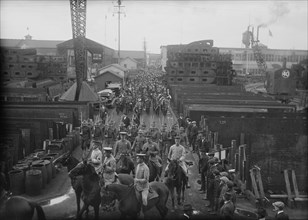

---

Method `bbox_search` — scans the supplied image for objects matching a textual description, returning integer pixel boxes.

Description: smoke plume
[258,1,290,28]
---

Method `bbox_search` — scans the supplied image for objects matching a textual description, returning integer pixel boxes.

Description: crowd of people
[77,69,289,220]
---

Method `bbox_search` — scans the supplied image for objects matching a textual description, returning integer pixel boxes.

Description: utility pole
[114,0,125,64]
[143,37,147,69]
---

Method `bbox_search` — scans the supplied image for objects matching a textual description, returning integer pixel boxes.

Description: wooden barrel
[25,169,42,196]
[8,169,25,195]
[41,159,52,183]
[34,149,46,158]
[31,163,47,189]
[46,153,58,178]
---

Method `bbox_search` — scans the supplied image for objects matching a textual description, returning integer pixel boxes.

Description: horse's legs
[94,204,99,220]
[75,191,81,216]
[77,203,89,220]
[176,186,181,205]
[181,180,186,203]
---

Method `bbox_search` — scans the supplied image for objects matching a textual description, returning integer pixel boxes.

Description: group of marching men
[79,113,239,218]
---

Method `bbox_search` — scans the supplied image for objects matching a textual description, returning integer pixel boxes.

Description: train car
[265,67,296,103]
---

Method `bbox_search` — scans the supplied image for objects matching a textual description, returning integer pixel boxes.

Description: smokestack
[282,57,287,68]
[257,25,261,42]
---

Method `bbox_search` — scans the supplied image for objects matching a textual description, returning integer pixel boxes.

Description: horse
[0,172,46,220]
[105,181,169,219]
[116,153,135,175]
[53,152,86,217]
[164,159,187,208]
[146,154,162,182]
[68,161,101,220]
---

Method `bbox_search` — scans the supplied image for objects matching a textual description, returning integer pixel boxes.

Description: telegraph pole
[143,37,147,69]
[114,0,125,64]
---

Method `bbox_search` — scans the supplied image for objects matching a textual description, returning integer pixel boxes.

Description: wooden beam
[284,169,293,207]
[250,169,260,199]
[256,169,265,198]
[292,170,299,198]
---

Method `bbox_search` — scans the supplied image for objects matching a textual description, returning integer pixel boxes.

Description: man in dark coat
[189,121,199,152]
[178,113,186,129]
[198,149,209,194]
[122,113,131,128]
[219,192,235,219]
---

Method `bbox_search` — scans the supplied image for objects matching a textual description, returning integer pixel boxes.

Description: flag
[269,29,273,37]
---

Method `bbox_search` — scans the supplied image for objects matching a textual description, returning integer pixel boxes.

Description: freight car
[265,67,296,103]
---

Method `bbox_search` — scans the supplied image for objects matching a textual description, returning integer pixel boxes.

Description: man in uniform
[80,120,91,153]
[149,122,160,144]
[89,140,103,175]
[114,131,133,164]
[189,121,199,153]
[165,135,190,188]
[178,113,186,129]
[122,113,131,128]
[142,134,162,175]
[92,121,103,150]
[132,129,146,159]
[134,153,150,219]
[102,147,116,186]
[104,121,117,149]
[160,124,170,158]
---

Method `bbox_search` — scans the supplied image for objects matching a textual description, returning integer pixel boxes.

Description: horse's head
[68,160,96,178]
[168,159,180,178]
[53,152,70,166]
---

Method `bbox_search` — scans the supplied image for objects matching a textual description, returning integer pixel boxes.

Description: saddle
[135,186,159,205]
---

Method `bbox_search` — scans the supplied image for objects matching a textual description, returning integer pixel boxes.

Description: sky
[0,0,307,54]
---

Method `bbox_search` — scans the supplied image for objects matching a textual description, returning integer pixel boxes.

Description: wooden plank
[292,170,300,198]
[250,169,260,199]
[256,169,265,198]
[269,194,288,198]
[235,153,239,172]
[284,169,293,207]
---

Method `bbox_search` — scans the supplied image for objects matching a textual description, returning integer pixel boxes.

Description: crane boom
[70,0,87,101]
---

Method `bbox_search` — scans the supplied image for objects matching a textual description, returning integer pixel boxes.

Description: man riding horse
[134,153,150,219]
[165,135,190,188]
[142,134,162,180]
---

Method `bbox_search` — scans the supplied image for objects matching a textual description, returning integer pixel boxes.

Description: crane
[70,0,87,101]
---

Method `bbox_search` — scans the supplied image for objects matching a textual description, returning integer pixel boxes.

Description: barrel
[8,169,25,195]
[31,163,47,188]
[25,169,42,196]
[34,149,46,158]
[41,158,52,183]
[46,153,58,178]
[14,163,29,180]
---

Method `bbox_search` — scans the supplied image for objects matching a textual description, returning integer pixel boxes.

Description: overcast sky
[1,0,307,53]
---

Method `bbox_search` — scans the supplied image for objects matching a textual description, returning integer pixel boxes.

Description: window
[124,64,127,68]
[195,49,198,52]
[191,71,196,74]
[177,78,183,81]
[21,65,26,68]
[202,78,207,82]
[190,78,195,81]
[179,71,184,74]
[170,78,174,81]
[171,70,176,74]
[93,53,102,60]
[27,72,32,76]
[178,63,183,67]
[203,49,208,53]
[15,72,20,76]
[203,71,208,74]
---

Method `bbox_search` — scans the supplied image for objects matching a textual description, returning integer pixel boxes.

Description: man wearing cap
[196,132,209,160]
[80,121,91,152]
[92,122,103,149]
[219,192,235,218]
[134,153,150,219]
[189,121,198,153]
[132,130,146,158]
[89,140,103,175]
[142,134,162,172]
[178,113,186,129]
[160,124,171,158]
[272,201,289,220]
[102,147,116,186]
[114,132,133,163]
[218,176,230,210]
[166,135,190,188]
[149,122,161,144]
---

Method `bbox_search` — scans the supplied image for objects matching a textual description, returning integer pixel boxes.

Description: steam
[258,1,290,28]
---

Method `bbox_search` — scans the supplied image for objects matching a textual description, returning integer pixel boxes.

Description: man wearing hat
[149,122,161,144]
[196,131,209,160]
[203,151,215,199]
[89,140,103,175]
[178,113,186,129]
[122,113,131,128]
[80,121,91,152]
[198,148,209,194]
[218,176,231,210]
[166,135,190,188]
[272,201,289,220]
[102,147,116,186]
[132,130,146,158]
[114,131,132,163]
[92,122,103,148]
[134,153,150,219]
[189,121,198,153]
